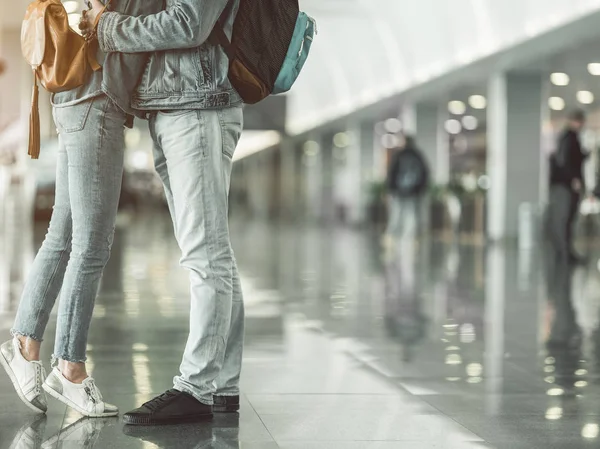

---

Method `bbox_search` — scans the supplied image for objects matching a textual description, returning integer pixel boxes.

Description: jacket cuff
[97,11,119,53]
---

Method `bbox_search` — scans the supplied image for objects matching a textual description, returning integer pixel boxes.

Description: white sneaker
[41,416,116,449]
[0,338,48,413]
[43,367,119,418]
[9,415,47,449]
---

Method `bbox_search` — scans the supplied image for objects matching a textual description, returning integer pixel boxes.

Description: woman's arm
[89,0,228,53]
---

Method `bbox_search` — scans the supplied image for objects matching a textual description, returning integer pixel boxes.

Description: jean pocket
[217,107,243,159]
[53,99,94,134]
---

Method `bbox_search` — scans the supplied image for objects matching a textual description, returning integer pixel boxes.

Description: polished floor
[1,208,600,448]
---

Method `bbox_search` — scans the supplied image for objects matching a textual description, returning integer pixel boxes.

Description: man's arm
[387,153,400,192]
[95,0,229,53]
[555,133,582,190]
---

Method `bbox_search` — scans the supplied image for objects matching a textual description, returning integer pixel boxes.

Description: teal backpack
[211,0,317,104]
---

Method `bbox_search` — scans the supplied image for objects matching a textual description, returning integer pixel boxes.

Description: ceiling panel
[289,0,600,133]
[4,0,600,135]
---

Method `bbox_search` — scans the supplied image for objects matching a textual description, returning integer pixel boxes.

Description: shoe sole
[213,405,239,413]
[42,382,119,418]
[123,412,213,426]
[0,348,46,414]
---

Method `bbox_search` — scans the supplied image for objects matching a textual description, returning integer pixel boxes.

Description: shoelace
[83,379,103,405]
[31,362,46,396]
[142,390,180,412]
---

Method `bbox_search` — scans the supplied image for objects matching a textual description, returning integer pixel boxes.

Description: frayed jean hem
[10,329,43,343]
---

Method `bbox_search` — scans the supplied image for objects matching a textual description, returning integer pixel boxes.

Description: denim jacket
[53,0,164,119]
[97,0,241,112]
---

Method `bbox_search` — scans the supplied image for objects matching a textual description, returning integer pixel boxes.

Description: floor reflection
[123,415,241,449]
[6,206,600,446]
[4,415,242,449]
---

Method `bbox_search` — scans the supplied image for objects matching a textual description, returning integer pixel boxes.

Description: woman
[0,0,162,417]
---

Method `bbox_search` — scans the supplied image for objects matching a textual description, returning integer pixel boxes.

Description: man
[548,109,588,263]
[385,136,430,243]
[85,0,245,425]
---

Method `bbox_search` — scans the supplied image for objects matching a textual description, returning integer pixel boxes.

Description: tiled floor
[1,210,600,448]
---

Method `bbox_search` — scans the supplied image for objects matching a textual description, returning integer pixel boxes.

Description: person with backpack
[82,0,315,426]
[548,109,589,264]
[385,136,430,243]
[1,0,164,419]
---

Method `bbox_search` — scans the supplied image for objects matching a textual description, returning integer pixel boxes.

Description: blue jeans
[149,107,245,405]
[12,95,126,363]
[386,196,420,240]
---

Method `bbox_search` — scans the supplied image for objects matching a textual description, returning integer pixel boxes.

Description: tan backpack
[21,0,110,159]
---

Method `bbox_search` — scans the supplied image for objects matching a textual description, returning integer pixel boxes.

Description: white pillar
[247,155,270,219]
[345,123,363,225]
[279,138,296,220]
[401,103,417,136]
[487,72,544,240]
[330,122,366,225]
[436,104,450,185]
[303,137,323,221]
[485,246,506,413]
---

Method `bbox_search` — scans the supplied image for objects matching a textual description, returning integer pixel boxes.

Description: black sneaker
[214,395,240,413]
[123,389,213,426]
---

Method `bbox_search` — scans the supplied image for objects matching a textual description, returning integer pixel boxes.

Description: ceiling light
[381,134,401,149]
[477,175,490,190]
[550,72,570,86]
[588,63,600,76]
[448,101,466,115]
[333,132,350,148]
[384,118,403,134]
[468,95,487,109]
[303,140,320,156]
[577,90,594,105]
[445,119,462,135]
[461,115,478,131]
[548,97,565,111]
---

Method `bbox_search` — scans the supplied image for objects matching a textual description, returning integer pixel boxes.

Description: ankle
[59,361,88,384]
[16,336,40,362]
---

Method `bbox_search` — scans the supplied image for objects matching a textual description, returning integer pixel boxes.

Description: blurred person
[548,109,589,264]
[84,0,245,425]
[384,136,430,245]
[384,240,427,362]
[1,1,163,418]
[544,247,582,391]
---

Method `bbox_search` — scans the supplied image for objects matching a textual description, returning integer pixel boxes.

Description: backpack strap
[28,69,40,159]
[209,0,235,60]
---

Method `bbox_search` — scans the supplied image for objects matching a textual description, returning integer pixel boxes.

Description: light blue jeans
[12,95,126,363]
[387,196,421,240]
[149,107,245,405]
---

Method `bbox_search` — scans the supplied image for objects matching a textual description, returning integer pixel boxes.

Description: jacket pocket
[53,99,94,134]
[164,51,182,91]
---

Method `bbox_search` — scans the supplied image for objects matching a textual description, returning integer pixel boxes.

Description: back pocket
[53,99,94,134]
